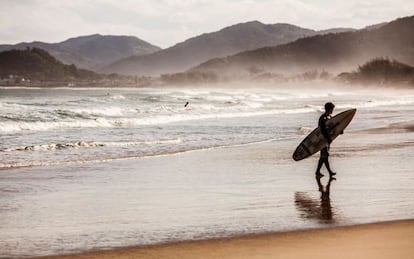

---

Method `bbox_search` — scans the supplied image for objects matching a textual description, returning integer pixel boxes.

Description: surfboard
[292,109,356,161]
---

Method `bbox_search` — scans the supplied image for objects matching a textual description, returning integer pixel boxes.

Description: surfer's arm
[322,128,332,144]
[319,116,332,143]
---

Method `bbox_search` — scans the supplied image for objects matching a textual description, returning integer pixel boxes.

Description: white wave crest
[0,106,317,133]
[1,139,182,153]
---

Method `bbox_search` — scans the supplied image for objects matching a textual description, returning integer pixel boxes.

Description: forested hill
[0,48,99,80]
[0,34,161,70]
[338,58,414,85]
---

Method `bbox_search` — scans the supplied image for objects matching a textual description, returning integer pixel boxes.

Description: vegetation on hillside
[0,47,100,80]
[0,34,161,70]
[337,58,414,85]
[0,48,155,87]
[160,57,414,87]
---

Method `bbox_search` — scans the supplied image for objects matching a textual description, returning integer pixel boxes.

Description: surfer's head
[324,102,335,114]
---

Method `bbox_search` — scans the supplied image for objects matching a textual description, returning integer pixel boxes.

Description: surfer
[184,101,189,107]
[315,102,337,177]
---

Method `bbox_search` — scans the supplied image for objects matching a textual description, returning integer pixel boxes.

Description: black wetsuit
[318,113,332,158]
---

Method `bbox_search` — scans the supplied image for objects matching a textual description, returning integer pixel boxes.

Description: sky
[1,0,413,48]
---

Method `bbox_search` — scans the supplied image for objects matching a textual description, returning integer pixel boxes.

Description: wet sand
[40,220,414,259]
[2,131,414,258]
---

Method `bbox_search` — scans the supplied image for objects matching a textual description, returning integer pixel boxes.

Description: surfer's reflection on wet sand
[294,175,336,223]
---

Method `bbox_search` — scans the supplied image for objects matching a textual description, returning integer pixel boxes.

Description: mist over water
[1,86,413,169]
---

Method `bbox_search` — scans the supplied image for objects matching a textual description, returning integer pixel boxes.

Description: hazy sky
[1,0,413,48]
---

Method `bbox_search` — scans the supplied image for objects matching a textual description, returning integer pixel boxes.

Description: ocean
[1,85,413,169]
[1,85,413,257]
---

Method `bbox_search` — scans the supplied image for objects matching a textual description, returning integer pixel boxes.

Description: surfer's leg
[316,160,323,172]
[315,152,324,177]
[320,147,335,175]
[316,147,331,176]
[324,155,336,176]
[324,158,335,175]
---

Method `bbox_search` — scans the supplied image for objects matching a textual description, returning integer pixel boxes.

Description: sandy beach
[39,220,414,259]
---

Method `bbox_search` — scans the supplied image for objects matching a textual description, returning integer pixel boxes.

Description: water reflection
[295,175,336,223]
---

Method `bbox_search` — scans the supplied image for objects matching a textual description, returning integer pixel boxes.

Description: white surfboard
[292,109,356,161]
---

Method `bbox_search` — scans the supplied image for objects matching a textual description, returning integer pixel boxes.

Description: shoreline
[0,137,281,171]
[37,219,414,259]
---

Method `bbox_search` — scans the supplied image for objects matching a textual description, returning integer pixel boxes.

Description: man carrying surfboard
[315,102,337,178]
[292,103,356,170]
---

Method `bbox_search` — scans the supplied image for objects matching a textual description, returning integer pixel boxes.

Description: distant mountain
[58,34,161,69]
[0,34,161,70]
[363,22,388,31]
[192,16,414,76]
[102,21,354,76]
[0,47,99,80]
